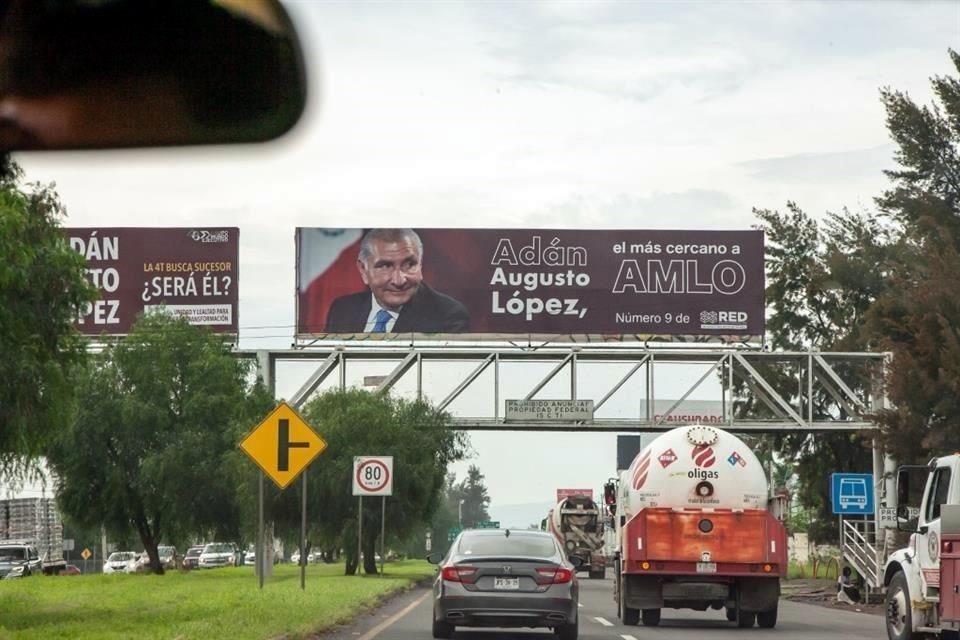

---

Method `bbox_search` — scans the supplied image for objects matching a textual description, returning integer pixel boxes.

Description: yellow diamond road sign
[81,548,92,561]
[240,401,327,489]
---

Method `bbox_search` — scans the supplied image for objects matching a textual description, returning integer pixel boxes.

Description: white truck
[611,425,787,628]
[884,454,960,639]
[0,497,66,575]
[545,494,607,579]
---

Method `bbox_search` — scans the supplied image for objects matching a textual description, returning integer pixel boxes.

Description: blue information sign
[830,473,874,515]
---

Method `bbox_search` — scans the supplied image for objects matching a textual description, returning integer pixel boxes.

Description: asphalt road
[321,574,887,640]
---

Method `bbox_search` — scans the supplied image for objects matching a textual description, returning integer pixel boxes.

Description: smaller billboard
[66,227,239,335]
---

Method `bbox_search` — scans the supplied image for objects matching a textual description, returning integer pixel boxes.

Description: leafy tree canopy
[47,312,257,573]
[0,156,95,474]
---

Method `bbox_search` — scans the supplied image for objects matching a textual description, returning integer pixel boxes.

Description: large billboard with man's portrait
[66,227,239,335]
[295,228,764,341]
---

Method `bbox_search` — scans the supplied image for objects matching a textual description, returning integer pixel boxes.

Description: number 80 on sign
[353,456,393,496]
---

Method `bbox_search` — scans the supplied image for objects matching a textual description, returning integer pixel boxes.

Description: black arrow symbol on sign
[278,419,310,471]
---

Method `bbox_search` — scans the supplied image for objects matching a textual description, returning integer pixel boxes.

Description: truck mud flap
[625,575,663,610]
[735,577,779,612]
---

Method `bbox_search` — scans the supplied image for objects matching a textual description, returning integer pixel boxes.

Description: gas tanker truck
[545,494,606,579]
[609,424,787,629]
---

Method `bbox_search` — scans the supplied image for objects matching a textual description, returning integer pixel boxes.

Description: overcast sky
[15,0,960,520]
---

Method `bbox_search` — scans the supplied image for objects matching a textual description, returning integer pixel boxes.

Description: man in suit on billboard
[324,228,470,334]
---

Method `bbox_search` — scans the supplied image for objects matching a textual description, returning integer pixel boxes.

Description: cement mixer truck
[546,492,606,579]
[610,425,787,629]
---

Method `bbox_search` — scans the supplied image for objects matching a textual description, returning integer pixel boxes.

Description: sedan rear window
[458,534,557,558]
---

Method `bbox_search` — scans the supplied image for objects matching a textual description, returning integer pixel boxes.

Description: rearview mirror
[426,552,443,565]
[0,0,307,150]
[568,556,584,569]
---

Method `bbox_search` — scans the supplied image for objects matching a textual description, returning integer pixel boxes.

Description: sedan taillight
[535,567,573,585]
[441,564,477,584]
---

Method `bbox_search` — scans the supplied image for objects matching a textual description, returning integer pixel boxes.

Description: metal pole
[258,471,264,589]
[380,496,386,577]
[357,495,363,575]
[300,468,307,591]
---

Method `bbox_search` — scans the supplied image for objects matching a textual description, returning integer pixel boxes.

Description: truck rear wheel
[641,608,661,626]
[757,603,778,628]
[725,607,737,621]
[886,571,919,640]
[737,610,756,628]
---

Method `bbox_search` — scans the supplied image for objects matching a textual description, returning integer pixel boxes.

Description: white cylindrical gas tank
[623,425,768,516]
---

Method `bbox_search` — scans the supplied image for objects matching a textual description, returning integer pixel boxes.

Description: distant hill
[488,502,556,530]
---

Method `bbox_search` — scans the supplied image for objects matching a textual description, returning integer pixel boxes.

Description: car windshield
[204,543,232,553]
[158,546,174,558]
[0,547,26,561]
[107,552,135,562]
[458,534,556,559]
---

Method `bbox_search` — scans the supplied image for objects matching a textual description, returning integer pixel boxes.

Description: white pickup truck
[884,454,960,639]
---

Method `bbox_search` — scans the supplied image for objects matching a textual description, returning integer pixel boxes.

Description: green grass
[0,561,434,640]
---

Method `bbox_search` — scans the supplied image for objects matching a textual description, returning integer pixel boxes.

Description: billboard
[66,227,238,335]
[296,228,764,340]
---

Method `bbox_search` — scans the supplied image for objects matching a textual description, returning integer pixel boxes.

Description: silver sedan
[428,529,581,639]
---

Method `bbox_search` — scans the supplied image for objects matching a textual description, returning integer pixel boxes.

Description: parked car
[428,529,580,640]
[0,541,42,579]
[290,550,318,565]
[182,545,204,570]
[135,545,178,572]
[103,551,138,574]
[59,564,82,576]
[198,542,240,569]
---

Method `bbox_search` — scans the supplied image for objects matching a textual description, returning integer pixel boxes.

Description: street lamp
[458,499,465,527]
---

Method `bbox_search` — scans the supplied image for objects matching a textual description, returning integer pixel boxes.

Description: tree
[452,465,491,528]
[296,389,467,575]
[869,49,960,461]
[750,203,892,541]
[0,156,95,474]
[47,312,257,574]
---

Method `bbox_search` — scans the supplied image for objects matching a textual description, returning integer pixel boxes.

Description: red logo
[632,451,651,489]
[692,444,716,468]
[658,449,677,468]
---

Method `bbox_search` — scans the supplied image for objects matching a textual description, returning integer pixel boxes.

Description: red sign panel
[296,228,764,340]
[66,227,239,335]
[556,488,594,503]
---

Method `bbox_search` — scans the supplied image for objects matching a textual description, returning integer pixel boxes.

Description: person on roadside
[836,566,861,604]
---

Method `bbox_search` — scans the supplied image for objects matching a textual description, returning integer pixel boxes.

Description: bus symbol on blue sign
[831,473,874,515]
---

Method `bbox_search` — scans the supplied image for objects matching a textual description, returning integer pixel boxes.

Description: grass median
[0,560,434,640]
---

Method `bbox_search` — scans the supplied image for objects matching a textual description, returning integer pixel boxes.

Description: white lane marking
[578,602,583,607]
[621,635,639,640]
[357,591,431,640]
[594,616,614,627]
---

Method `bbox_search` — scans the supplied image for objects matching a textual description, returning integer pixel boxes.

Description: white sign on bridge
[505,399,594,422]
[353,456,394,497]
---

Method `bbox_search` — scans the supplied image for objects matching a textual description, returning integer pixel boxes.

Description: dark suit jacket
[324,283,470,333]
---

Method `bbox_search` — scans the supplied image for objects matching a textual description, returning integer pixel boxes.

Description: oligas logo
[688,468,719,480]
[691,444,716,468]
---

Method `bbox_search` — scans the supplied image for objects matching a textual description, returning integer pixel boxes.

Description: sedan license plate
[494,577,520,590]
[696,562,717,573]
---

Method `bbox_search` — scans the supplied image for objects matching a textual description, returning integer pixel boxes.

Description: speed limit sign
[353,456,394,496]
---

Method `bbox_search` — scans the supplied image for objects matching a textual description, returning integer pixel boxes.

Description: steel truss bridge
[239,344,888,433]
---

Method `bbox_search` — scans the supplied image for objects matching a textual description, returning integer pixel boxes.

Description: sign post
[240,401,327,589]
[353,456,394,576]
